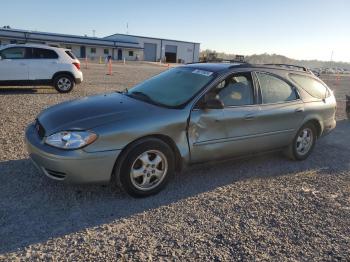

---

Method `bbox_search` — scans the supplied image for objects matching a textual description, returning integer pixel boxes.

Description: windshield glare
[129,67,215,107]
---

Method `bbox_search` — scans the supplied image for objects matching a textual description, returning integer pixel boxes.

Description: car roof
[184,63,241,73]
[0,43,62,50]
[184,62,313,75]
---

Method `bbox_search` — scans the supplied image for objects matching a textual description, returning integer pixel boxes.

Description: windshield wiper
[128,91,154,102]
[116,87,129,94]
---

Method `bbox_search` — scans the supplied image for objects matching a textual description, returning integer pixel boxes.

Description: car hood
[38,92,156,135]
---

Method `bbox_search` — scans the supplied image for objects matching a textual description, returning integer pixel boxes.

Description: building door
[165,45,177,63]
[80,46,86,58]
[144,43,157,61]
[117,49,122,60]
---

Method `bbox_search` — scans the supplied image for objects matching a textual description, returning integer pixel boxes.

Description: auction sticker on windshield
[192,69,213,77]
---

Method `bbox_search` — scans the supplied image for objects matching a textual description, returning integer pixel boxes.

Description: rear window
[31,48,58,59]
[65,50,76,59]
[290,74,329,99]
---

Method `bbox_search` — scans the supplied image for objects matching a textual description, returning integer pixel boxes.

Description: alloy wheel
[130,150,168,191]
[296,127,313,156]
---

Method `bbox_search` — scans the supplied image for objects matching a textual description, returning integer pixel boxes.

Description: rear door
[253,71,305,149]
[27,48,59,80]
[0,47,29,81]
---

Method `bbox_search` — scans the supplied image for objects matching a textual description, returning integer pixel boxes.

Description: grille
[35,120,45,139]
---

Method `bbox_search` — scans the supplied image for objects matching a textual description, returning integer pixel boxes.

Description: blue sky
[1,0,349,62]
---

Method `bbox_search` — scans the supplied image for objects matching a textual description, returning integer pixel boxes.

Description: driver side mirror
[198,96,224,110]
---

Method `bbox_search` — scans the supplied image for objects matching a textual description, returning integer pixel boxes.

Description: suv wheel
[117,139,175,197]
[284,123,317,160]
[54,75,75,93]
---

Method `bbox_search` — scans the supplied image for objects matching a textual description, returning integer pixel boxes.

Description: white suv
[0,44,83,93]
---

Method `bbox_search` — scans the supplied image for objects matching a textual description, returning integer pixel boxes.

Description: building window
[10,40,17,44]
[104,49,109,55]
[128,51,134,56]
[91,48,96,54]
[66,45,72,50]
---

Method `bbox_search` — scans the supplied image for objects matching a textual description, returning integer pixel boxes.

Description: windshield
[128,67,215,107]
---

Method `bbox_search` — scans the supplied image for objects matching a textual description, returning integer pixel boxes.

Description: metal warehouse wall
[104,34,200,63]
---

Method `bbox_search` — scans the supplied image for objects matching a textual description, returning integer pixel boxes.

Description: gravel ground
[0,63,349,261]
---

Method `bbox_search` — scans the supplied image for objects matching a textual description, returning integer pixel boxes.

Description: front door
[188,72,260,163]
[0,47,29,81]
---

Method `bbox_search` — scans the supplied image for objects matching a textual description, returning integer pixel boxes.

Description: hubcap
[57,77,72,91]
[130,150,168,191]
[296,128,313,155]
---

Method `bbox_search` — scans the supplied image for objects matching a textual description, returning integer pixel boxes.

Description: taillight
[73,62,81,70]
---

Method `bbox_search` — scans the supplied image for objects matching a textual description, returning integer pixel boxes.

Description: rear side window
[290,74,329,99]
[31,48,58,59]
[0,47,26,59]
[256,72,297,104]
[65,50,76,59]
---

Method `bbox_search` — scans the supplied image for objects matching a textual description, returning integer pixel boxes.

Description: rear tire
[117,138,175,198]
[53,74,75,93]
[284,123,317,160]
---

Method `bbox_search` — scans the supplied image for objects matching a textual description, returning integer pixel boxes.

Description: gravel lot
[0,63,349,261]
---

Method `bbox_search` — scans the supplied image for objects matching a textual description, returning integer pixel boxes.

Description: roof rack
[263,64,309,72]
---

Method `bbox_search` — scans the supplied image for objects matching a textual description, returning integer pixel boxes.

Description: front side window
[91,48,96,54]
[128,67,215,107]
[211,73,254,106]
[0,47,26,59]
[31,48,58,59]
[256,72,297,104]
[104,49,109,55]
[129,51,134,56]
[289,74,329,99]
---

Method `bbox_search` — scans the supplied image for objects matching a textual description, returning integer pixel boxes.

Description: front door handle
[295,108,304,113]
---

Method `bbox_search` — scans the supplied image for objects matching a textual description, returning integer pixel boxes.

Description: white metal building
[0,28,200,63]
[104,34,200,63]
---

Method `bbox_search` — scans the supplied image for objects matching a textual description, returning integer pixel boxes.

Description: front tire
[53,74,75,93]
[284,123,317,160]
[118,139,175,197]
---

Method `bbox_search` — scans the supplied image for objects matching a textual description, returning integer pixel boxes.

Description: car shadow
[0,87,56,95]
[0,120,349,254]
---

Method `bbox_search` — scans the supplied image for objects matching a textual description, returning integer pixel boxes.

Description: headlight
[45,131,97,150]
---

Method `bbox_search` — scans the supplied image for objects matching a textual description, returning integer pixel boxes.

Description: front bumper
[25,123,121,184]
[321,118,337,136]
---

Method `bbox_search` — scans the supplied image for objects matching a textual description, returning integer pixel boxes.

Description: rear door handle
[244,114,256,120]
[295,108,304,113]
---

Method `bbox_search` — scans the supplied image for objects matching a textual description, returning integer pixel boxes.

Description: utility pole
[126,23,129,34]
[92,30,96,37]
